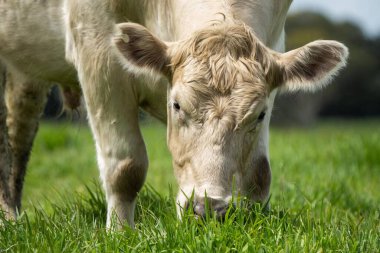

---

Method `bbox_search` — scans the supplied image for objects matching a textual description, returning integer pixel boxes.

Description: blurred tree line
[272,11,380,126]
[44,11,380,125]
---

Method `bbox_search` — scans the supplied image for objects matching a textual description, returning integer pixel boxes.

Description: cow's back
[0,0,76,85]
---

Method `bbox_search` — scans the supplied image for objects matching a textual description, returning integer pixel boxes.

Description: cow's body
[0,0,71,218]
[0,0,347,228]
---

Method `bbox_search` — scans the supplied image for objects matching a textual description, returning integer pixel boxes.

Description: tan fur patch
[108,158,147,201]
[251,156,271,202]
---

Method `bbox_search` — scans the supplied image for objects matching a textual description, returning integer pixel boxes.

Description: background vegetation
[1,121,379,252]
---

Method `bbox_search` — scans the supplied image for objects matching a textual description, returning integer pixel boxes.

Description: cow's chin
[175,183,233,219]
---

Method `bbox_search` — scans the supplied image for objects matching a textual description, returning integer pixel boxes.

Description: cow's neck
[120,0,292,49]
[169,0,230,40]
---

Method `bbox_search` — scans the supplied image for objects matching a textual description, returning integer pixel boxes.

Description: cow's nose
[193,197,229,220]
[193,202,206,217]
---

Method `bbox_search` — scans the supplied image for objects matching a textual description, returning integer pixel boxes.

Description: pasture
[1,120,379,252]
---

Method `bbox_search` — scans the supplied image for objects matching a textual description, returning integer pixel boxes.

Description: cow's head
[114,22,348,218]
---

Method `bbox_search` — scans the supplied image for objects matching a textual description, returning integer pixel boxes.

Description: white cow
[0,0,348,229]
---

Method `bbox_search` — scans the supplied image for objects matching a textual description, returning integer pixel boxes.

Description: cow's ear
[114,22,172,77]
[273,40,348,92]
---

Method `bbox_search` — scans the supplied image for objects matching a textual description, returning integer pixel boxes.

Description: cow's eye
[173,102,181,111]
[258,111,266,122]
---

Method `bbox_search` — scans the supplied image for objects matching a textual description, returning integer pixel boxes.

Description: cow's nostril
[192,198,230,220]
[215,204,228,219]
[193,202,206,218]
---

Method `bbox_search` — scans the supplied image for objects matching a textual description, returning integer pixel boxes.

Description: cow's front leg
[94,101,148,229]
[0,62,15,219]
[102,147,148,229]
[64,1,148,228]
[77,62,148,229]
[5,71,49,212]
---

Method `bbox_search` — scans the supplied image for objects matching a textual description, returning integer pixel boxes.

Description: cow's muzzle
[191,197,232,220]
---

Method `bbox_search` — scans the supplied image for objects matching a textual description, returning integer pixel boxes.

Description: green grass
[1,120,379,252]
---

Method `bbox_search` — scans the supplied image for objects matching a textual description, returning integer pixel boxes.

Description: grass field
[1,120,379,252]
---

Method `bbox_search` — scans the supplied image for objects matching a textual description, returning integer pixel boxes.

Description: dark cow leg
[5,71,49,212]
[0,63,15,219]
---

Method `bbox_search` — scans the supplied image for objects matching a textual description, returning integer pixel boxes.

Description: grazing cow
[0,0,348,228]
